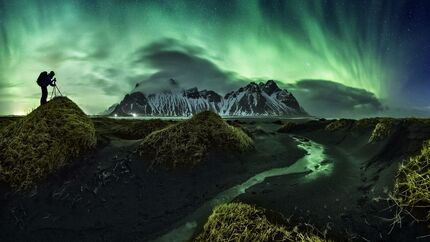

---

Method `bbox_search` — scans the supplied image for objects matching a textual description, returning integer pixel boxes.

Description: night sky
[0,0,429,117]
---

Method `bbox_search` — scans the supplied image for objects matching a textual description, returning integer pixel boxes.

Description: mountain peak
[245,82,261,92]
[266,80,276,85]
[262,80,281,95]
[184,87,200,98]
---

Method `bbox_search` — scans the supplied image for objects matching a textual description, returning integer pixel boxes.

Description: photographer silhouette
[36,71,57,105]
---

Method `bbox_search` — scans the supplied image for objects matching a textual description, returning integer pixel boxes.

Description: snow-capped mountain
[110,80,307,117]
[220,80,305,116]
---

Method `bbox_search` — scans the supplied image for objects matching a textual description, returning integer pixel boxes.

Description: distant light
[132,113,137,117]
[114,114,118,117]
[14,111,25,116]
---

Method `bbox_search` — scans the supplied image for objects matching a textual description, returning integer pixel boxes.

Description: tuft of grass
[277,121,297,133]
[324,119,354,132]
[139,111,253,169]
[194,202,330,242]
[368,119,396,143]
[393,140,430,221]
[0,97,96,190]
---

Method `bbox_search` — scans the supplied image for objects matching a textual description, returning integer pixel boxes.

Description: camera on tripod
[50,78,62,98]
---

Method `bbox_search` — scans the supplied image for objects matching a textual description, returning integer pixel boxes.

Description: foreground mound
[0,97,96,190]
[139,111,253,169]
[0,117,21,131]
[194,203,329,242]
[393,140,430,221]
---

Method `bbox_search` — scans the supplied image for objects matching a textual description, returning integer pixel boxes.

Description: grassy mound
[0,97,96,190]
[139,111,253,169]
[0,117,21,131]
[393,140,430,221]
[277,121,297,133]
[355,118,389,129]
[194,203,330,242]
[368,119,396,143]
[325,119,354,132]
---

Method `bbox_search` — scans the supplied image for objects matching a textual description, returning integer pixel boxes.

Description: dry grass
[324,119,354,132]
[368,120,396,143]
[278,121,297,133]
[139,111,253,169]
[194,202,330,242]
[0,117,21,131]
[0,97,96,190]
[393,140,430,221]
[354,118,378,130]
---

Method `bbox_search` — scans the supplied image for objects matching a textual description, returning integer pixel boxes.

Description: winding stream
[153,136,332,242]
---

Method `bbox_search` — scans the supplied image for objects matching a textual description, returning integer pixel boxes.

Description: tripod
[50,85,63,99]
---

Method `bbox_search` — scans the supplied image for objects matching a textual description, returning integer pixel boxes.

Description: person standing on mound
[36,71,56,105]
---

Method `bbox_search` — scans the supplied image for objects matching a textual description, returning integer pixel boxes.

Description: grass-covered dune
[194,202,330,242]
[324,119,356,132]
[139,111,253,169]
[0,97,96,190]
[393,140,430,222]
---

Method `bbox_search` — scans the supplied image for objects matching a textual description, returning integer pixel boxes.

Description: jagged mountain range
[108,80,307,117]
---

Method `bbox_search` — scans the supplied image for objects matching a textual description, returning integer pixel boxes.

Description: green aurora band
[0,0,413,114]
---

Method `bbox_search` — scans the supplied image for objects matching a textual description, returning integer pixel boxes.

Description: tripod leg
[50,87,55,99]
[56,86,63,96]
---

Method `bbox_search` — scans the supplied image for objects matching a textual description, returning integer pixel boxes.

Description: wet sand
[237,126,427,241]
[154,136,326,242]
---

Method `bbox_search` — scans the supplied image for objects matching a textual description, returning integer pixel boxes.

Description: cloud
[131,38,246,94]
[0,82,18,89]
[36,38,111,64]
[90,77,122,96]
[285,79,385,118]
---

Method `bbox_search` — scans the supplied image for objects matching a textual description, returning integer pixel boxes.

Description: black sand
[0,117,428,241]
[0,118,304,241]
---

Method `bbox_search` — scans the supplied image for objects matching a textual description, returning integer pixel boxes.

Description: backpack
[37,71,48,86]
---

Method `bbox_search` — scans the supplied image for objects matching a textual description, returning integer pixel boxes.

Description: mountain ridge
[109,80,308,117]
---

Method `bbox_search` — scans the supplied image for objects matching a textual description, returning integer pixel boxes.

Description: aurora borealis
[0,0,429,116]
